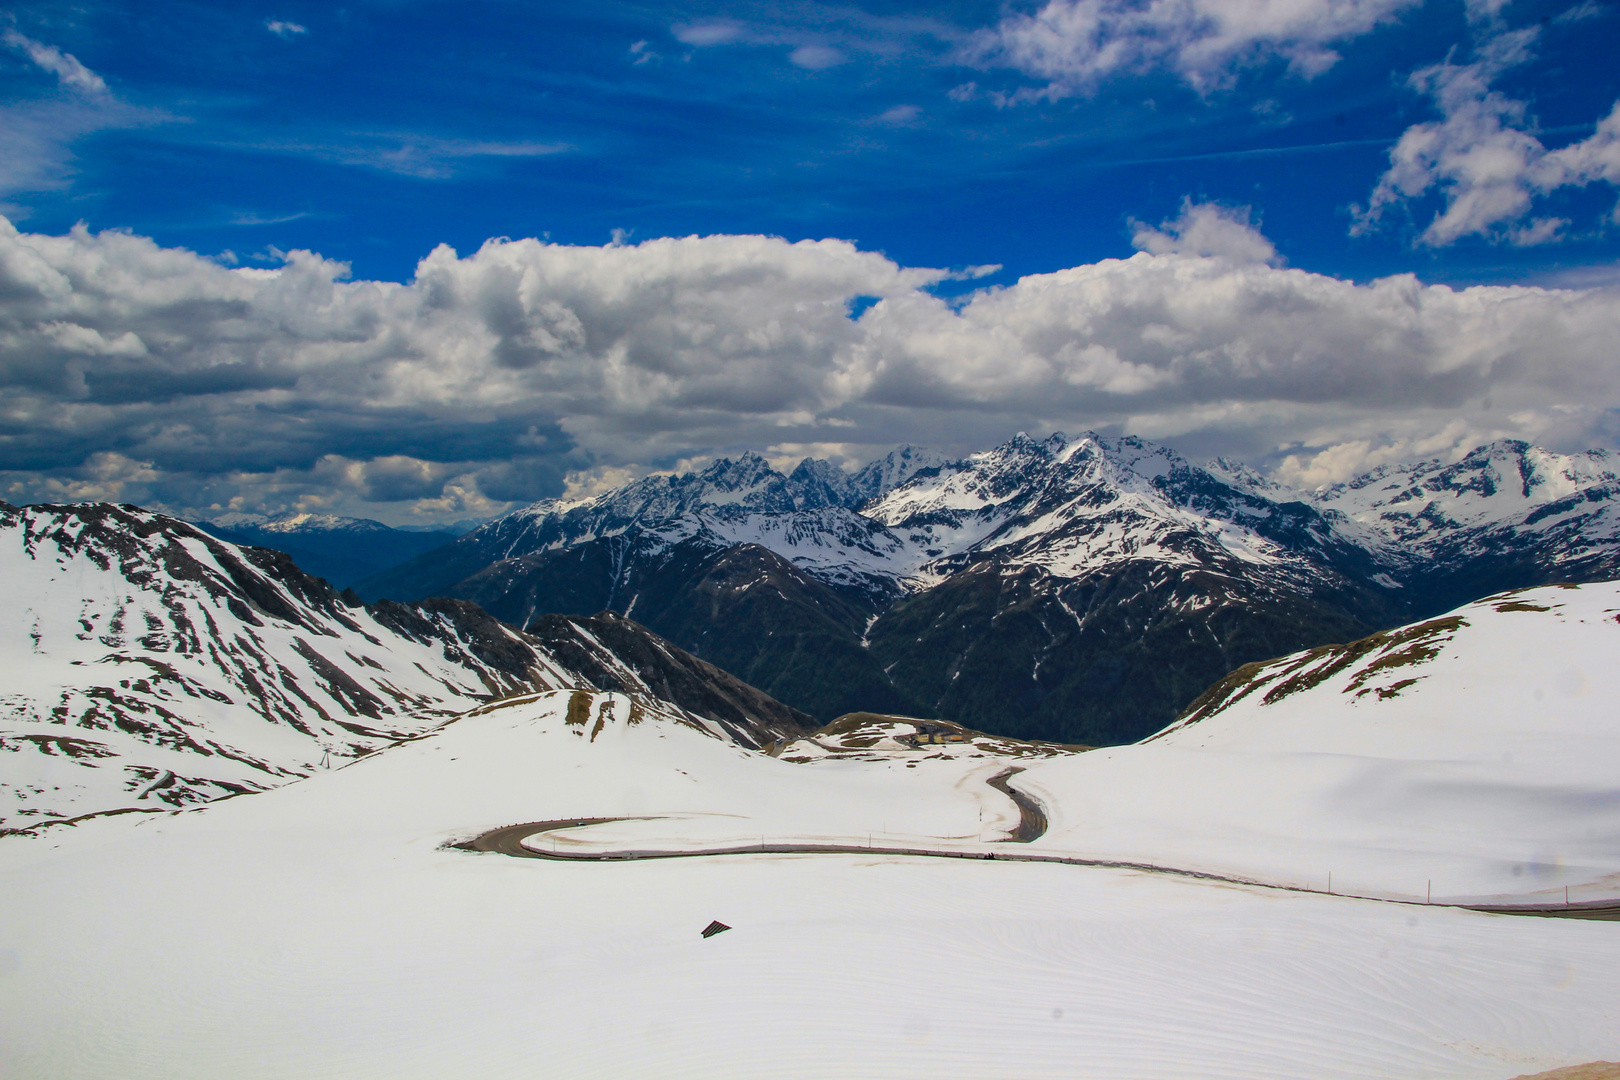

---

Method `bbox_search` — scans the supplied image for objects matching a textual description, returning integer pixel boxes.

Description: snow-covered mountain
[865,432,1370,586]
[1307,440,1620,610]
[204,511,397,534]
[358,445,947,606]
[0,501,810,831]
[857,432,1400,743]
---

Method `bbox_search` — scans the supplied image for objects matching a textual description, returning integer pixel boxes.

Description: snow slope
[0,501,595,830]
[1,686,1617,1079]
[1019,581,1620,904]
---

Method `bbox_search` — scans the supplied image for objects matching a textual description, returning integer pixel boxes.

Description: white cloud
[1273,422,1482,487]
[878,104,922,124]
[3,29,107,94]
[1553,0,1605,24]
[240,133,571,180]
[788,44,847,70]
[673,23,743,47]
[1354,27,1620,246]
[266,21,308,40]
[1130,200,1280,265]
[961,0,1418,99]
[3,213,1620,519]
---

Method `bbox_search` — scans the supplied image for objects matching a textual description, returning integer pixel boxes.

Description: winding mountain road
[463,767,1620,921]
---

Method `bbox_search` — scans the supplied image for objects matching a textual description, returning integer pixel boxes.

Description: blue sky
[3,0,1620,523]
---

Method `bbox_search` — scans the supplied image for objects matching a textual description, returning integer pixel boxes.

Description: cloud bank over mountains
[2,207,1618,523]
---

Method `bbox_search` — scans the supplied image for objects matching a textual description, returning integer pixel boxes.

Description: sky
[1,0,1619,524]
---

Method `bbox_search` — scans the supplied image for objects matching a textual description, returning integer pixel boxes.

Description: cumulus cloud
[1130,200,1280,265]
[961,0,1418,99]
[2,213,1619,520]
[1354,27,1620,245]
[265,21,308,39]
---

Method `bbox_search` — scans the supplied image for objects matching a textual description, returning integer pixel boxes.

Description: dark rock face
[865,559,1376,747]
[522,610,815,748]
[445,528,919,723]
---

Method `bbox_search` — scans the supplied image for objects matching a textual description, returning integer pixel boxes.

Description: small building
[901,723,967,747]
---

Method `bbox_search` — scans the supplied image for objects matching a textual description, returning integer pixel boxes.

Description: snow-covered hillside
[1018,580,1620,905]
[0,502,806,831]
[0,501,584,830]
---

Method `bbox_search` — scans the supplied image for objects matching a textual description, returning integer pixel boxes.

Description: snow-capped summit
[1311,440,1620,550]
[1308,440,1620,608]
[867,431,1355,588]
[201,511,395,534]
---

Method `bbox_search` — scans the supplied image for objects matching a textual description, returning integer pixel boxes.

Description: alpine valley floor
[3,584,1620,1079]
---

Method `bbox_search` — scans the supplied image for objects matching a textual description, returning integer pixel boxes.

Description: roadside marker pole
[1426,880,1431,904]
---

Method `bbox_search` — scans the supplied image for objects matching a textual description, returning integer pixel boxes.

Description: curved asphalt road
[463,768,1619,921]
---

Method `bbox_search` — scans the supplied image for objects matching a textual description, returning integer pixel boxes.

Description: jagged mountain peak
[1309,439,1620,551]
[847,445,950,501]
[863,429,1368,592]
[693,450,781,492]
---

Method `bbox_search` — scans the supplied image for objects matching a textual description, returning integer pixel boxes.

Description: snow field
[2,684,1619,1078]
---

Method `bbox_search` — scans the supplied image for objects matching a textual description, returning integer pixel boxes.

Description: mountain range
[358,433,1620,745]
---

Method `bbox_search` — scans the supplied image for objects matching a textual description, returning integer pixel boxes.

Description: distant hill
[195,512,463,588]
